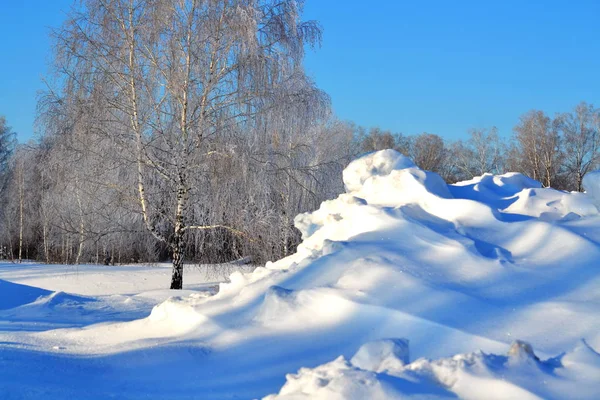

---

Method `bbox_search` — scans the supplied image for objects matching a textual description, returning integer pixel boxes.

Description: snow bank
[266,339,600,400]
[0,279,51,310]
[264,356,407,400]
[4,150,600,399]
[584,170,600,207]
[148,295,208,330]
[343,149,451,206]
[342,149,416,192]
[255,152,600,398]
[451,172,599,220]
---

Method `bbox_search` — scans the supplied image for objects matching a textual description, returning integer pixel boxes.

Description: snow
[342,149,417,193]
[583,170,600,208]
[267,340,600,400]
[2,149,600,399]
[350,338,410,372]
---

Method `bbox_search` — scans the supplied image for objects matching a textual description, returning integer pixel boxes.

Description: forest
[0,0,599,289]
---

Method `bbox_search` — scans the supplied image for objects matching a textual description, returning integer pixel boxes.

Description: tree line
[2,101,597,273]
[1,1,599,289]
[356,102,600,192]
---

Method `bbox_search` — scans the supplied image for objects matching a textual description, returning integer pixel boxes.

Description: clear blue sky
[2,0,600,142]
[0,0,72,142]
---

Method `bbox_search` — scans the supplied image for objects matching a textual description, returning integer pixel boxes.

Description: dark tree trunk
[170,236,184,289]
[170,196,186,289]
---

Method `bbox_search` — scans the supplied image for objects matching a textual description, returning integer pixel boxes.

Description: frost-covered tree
[512,110,561,188]
[409,133,447,173]
[555,102,600,192]
[0,117,17,259]
[358,127,397,153]
[454,127,505,178]
[0,116,16,193]
[46,0,328,288]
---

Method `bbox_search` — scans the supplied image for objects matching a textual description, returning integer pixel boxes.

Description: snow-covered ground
[2,149,600,399]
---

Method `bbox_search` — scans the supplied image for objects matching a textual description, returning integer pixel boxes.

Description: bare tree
[355,126,411,157]
[47,0,327,288]
[0,145,42,262]
[513,110,561,187]
[409,133,446,173]
[358,127,396,153]
[555,102,600,191]
[0,116,16,193]
[454,127,504,178]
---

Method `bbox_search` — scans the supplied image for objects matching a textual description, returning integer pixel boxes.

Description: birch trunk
[170,185,187,289]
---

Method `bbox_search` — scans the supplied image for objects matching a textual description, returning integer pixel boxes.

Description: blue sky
[0,0,72,142]
[2,0,600,142]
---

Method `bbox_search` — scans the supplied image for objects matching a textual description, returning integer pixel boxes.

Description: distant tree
[444,141,471,182]
[555,102,600,191]
[0,116,16,192]
[454,127,504,178]
[1,144,43,262]
[409,133,446,173]
[0,116,17,258]
[394,134,411,157]
[512,110,561,188]
[359,127,396,153]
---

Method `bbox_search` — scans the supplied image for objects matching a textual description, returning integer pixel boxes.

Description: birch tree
[49,0,327,288]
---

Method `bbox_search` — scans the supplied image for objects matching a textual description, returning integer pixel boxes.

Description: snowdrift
[266,339,600,400]
[2,149,600,399]
[0,279,52,310]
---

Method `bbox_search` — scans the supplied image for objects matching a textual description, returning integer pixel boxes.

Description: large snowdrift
[2,150,600,399]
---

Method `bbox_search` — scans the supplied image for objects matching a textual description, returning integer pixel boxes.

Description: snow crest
[266,340,600,400]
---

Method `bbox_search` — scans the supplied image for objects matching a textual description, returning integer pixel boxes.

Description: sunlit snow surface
[2,150,600,399]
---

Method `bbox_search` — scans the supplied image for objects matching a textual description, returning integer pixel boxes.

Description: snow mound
[30,291,96,308]
[451,172,598,220]
[254,286,297,324]
[503,188,598,221]
[456,172,542,194]
[507,339,539,361]
[263,355,455,400]
[266,340,600,400]
[0,279,52,310]
[6,150,600,398]
[583,170,600,207]
[350,338,410,373]
[138,294,217,338]
[0,281,96,322]
[343,149,416,192]
[148,296,206,328]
